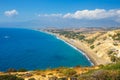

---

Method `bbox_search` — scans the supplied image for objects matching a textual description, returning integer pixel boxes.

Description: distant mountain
[0,17,120,28]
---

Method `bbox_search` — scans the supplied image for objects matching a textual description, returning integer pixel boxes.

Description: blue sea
[0,28,92,71]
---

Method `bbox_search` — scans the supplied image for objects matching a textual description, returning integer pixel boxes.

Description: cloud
[37,9,120,23]
[4,9,18,17]
[38,13,62,17]
[63,9,120,20]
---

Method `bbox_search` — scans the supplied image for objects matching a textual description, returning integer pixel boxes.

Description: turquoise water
[0,28,91,71]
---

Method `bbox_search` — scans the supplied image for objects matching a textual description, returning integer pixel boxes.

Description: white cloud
[63,9,120,20]
[38,13,62,17]
[37,9,120,23]
[4,9,18,17]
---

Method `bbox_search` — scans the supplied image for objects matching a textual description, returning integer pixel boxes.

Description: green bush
[113,43,118,46]
[17,68,27,72]
[90,45,95,49]
[85,38,95,44]
[0,75,24,80]
[107,50,113,55]
[103,62,120,70]
[28,78,36,80]
[112,32,120,41]
[78,69,120,80]
[62,69,77,77]
[78,35,85,40]
[48,73,53,75]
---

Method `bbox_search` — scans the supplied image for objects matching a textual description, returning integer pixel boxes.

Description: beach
[54,34,110,65]
[38,29,110,65]
[56,36,94,66]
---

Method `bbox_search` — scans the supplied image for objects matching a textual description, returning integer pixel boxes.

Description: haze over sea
[0,28,91,71]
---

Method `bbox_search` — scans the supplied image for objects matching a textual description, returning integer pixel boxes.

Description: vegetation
[6,68,27,72]
[28,78,36,80]
[112,32,120,41]
[110,55,120,62]
[85,38,95,44]
[59,31,85,40]
[113,43,118,46]
[61,69,77,77]
[57,77,67,80]
[0,75,24,80]
[96,42,101,46]
[59,31,77,39]
[77,34,85,40]
[107,50,120,62]
[17,68,27,72]
[103,62,120,70]
[78,62,120,80]
[1,62,120,80]
[6,68,17,72]
[90,45,95,49]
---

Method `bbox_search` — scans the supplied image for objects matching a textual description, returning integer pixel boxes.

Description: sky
[0,0,120,28]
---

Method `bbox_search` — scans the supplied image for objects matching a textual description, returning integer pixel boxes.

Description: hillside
[47,28,120,64]
[1,62,120,80]
[85,30,120,62]
[0,66,99,80]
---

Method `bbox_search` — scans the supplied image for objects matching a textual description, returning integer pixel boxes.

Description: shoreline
[36,30,95,65]
[36,29,110,66]
[56,35,111,65]
[56,36,94,66]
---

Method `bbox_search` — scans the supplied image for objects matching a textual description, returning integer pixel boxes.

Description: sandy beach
[55,34,110,65]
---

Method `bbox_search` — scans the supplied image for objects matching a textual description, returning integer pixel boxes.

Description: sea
[0,28,92,71]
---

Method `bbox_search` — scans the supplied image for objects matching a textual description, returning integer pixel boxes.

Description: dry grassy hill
[83,29,120,62]
[48,28,120,64]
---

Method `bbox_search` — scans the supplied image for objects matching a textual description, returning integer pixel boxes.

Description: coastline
[36,29,110,65]
[55,35,111,65]
[37,30,95,65]
[56,36,94,66]
[55,35,97,65]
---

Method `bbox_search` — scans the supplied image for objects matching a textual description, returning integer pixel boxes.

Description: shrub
[85,38,95,44]
[78,35,85,40]
[97,42,101,46]
[113,43,118,46]
[92,70,111,80]
[62,69,77,77]
[6,68,17,72]
[112,32,120,41]
[103,62,120,70]
[28,78,36,80]
[107,50,113,55]
[18,68,27,72]
[90,45,95,49]
[48,77,58,80]
[0,75,24,80]
[57,77,68,80]
[48,73,53,75]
